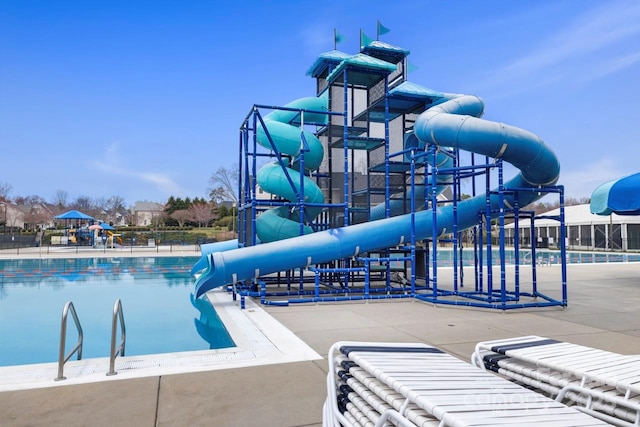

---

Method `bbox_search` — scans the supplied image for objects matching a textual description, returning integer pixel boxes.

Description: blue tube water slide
[195,94,559,298]
[191,240,242,276]
[191,133,445,275]
[370,132,454,221]
[255,96,327,243]
[191,96,328,275]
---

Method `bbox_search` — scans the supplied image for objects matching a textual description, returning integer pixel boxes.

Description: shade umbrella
[88,222,115,231]
[590,172,640,216]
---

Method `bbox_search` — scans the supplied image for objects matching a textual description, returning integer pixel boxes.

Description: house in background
[0,201,24,232]
[1,201,59,232]
[16,203,56,230]
[131,201,165,226]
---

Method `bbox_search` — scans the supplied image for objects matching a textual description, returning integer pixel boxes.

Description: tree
[14,195,46,205]
[170,209,191,227]
[94,197,107,213]
[52,189,69,208]
[70,195,94,212]
[165,196,189,215]
[208,187,227,204]
[0,182,12,202]
[188,202,218,227]
[105,195,127,222]
[218,205,229,218]
[208,165,238,203]
[25,205,53,230]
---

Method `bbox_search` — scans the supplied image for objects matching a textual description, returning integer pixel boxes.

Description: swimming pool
[0,256,234,367]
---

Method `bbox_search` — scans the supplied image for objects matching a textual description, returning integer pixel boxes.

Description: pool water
[0,256,234,367]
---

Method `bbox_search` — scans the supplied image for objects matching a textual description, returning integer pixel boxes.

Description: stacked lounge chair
[323,341,609,427]
[472,335,640,426]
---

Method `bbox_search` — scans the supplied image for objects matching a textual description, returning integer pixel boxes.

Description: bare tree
[70,195,94,212]
[170,209,191,227]
[52,189,69,208]
[208,165,238,203]
[208,187,227,204]
[0,182,12,201]
[94,196,107,213]
[14,195,46,205]
[25,205,53,230]
[188,202,218,227]
[104,195,127,224]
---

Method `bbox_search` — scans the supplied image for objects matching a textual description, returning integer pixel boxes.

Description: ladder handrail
[55,301,83,381]
[107,299,126,376]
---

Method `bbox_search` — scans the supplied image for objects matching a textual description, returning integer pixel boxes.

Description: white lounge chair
[472,335,640,426]
[324,341,609,427]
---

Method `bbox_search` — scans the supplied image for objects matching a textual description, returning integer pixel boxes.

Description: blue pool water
[0,256,234,367]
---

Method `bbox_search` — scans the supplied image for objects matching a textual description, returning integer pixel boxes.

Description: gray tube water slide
[195,94,559,298]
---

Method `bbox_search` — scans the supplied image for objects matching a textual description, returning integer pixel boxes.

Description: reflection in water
[0,256,235,366]
[190,293,235,349]
[0,256,196,287]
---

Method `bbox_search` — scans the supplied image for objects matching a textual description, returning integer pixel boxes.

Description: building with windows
[504,204,640,251]
[131,202,165,226]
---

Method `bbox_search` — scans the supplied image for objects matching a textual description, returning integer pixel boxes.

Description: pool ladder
[55,299,127,381]
[107,299,126,376]
[55,301,83,381]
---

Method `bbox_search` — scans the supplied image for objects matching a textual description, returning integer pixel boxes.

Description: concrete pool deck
[1,246,639,426]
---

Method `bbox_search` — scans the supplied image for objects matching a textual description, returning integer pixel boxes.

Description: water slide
[369,133,454,221]
[254,95,327,242]
[195,93,559,298]
[190,96,328,276]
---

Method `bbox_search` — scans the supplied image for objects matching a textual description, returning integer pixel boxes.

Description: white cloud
[505,2,640,75]
[559,158,633,199]
[93,143,190,197]
[577,51,640,84]
[482,1,640,95]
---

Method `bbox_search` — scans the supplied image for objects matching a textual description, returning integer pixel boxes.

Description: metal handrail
[107,299,126,376]
[55,301,83,381]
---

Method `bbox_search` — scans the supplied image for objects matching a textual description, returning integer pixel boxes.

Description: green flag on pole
[334,29,345,50]
[377,20,391,39]
[407,60,419,73]
[360,30,374,48]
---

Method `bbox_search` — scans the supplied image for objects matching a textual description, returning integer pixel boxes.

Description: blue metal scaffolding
[221,38,567,310]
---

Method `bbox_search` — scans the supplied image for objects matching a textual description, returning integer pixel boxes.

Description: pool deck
[1,246,639,426]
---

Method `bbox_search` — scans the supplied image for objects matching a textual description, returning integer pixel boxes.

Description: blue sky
[1,0,639,206]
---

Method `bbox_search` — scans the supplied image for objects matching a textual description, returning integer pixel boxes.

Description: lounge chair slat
[325,340,609,427]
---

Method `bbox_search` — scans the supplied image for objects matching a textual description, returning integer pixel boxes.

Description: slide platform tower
[220,38,567,310]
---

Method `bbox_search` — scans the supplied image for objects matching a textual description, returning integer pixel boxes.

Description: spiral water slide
[190,96,327,275]
[253,96,327,242]
[195,94,559,298]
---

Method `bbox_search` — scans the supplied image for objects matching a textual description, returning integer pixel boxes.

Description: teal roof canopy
[326,53,397,86]
[389,81,444,99]
[361,40,410,63]
[306,50,351,77]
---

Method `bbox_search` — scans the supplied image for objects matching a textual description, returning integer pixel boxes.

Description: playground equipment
[194,35,567,310]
